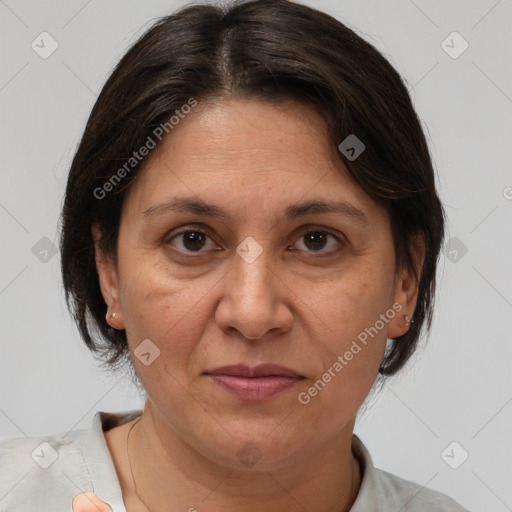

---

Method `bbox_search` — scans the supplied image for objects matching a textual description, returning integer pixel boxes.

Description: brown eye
[303,231,329,251]
[181,231,207,251]
[167,230,215,252]
[293,229,344,254]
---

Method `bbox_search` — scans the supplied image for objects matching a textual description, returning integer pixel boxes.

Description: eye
[165,226,345,256]
[166,229,218,253]
[291,228,344,254]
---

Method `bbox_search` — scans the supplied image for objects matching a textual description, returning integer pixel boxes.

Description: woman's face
[95,98,418,470]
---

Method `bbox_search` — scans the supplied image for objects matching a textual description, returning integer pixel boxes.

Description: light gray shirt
[0,410,470,511]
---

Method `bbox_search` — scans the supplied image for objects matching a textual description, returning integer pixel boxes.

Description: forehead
[122,98,377,221]
[150,97,337,169]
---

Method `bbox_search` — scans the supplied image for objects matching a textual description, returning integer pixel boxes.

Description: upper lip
[205,364,303,378]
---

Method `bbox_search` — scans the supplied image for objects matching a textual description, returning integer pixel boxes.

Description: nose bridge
[216,235,291,340]
[232,237,275,307]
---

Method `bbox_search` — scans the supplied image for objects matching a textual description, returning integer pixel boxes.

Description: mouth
[204,364,305,401]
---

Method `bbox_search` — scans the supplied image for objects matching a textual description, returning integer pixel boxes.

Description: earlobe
[388,309,412,339]
[91,224,124,329]
[106,310,124,330]
[388,275,416,339]
[388,233,425,339]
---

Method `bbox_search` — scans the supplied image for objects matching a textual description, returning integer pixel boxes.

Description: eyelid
[165,223,346,254]
[293,224,346,243]
[164,223,220,248]
[289,225,346,255]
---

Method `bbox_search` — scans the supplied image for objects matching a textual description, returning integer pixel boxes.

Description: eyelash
[164,225,346,257]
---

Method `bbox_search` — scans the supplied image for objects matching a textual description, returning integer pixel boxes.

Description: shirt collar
[350,433,382,511]
[81,410,142,511]
[85,410,380,511]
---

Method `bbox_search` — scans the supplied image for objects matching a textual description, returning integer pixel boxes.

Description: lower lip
[207,374,303,401]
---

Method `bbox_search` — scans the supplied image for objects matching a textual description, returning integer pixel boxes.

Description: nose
[215,243,293,341]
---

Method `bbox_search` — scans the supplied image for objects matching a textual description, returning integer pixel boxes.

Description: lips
[205,364,303,378]
[205,364,304,401]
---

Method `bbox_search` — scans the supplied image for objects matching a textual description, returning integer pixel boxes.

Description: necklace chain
[126,416,152,511]
[125,415,360,512]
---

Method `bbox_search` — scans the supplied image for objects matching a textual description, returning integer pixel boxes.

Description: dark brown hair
[60,0,445,378]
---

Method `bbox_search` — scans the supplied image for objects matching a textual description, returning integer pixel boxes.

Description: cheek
[316,256,396,344]
[299,256,393,409]
[297,309,388,432]
[121,277,213,410]
[118,254,216,370]
[316,282,389,383]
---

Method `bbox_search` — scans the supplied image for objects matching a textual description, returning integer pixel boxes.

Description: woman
[0,0,470,511]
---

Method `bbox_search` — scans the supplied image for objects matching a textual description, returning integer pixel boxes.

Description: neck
[126,400,362,512]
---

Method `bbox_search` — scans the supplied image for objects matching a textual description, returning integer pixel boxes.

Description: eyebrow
[142,196,368,225]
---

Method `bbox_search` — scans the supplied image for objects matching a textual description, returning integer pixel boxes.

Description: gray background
[1,0,511,510]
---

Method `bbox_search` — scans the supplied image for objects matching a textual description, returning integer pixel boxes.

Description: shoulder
[372,467,471,511]
[0,410,140,511]
[0,427,91,511]
[351,435,471,512]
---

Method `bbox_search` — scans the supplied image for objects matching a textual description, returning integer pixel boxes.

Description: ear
[387,233,426,339]
[91,224,124,330]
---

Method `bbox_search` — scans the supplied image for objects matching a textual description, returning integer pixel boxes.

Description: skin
[72,492,112,511]
[92,97,424,512]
